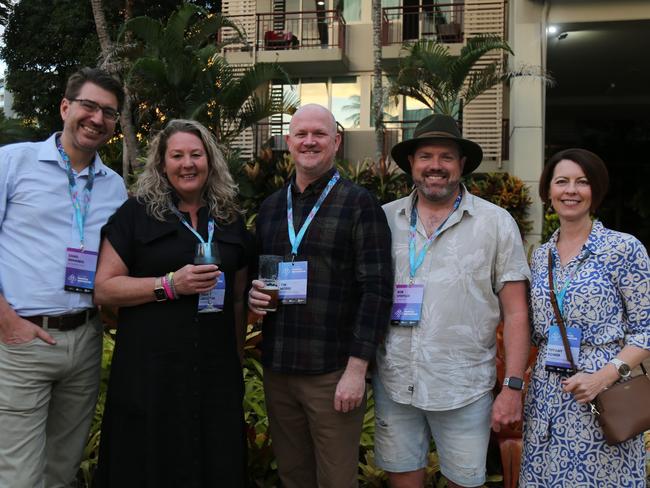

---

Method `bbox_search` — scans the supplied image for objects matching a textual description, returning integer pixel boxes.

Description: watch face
[506,377,524,390]
[154,287,167,301]
[618,364,631,376]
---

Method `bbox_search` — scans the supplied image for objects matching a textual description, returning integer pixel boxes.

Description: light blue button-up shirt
[0,133,127,315]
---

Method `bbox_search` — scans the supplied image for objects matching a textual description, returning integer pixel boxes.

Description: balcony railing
[253,121,345,161]
[382,3,464,45]
[257,10,346,51]
[222,10,346,52]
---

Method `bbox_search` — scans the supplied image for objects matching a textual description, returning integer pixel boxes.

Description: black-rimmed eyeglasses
[68,98,120,121]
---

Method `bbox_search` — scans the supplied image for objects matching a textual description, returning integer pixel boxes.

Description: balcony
[381,3,465,68]
[223,10,348,77]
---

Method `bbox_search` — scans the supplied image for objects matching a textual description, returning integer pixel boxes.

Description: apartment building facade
[223,0,650,243]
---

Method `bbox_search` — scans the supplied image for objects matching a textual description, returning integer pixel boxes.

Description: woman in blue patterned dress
[520,148,650,487]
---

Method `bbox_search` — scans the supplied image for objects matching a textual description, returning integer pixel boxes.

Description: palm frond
[120,16,163,52]
[449,34,512,90]
[162,3,206,55]
[461,62,508,105]
[186,14,243,50]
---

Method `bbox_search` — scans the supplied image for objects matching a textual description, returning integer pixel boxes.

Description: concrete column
[508,0,546,249]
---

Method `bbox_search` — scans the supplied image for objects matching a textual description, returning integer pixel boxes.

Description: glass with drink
[195,242,221,313]
[258,255,282,312]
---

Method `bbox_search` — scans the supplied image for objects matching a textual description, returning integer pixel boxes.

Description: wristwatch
[503,376,524,390]
[609,358,631,378]
[154,277,167,302]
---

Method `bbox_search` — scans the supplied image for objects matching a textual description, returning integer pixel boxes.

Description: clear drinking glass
[195,243,221,313]
[258,255,283,312]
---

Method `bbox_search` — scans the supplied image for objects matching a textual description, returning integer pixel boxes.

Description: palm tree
[389,34,546,119]
[90,0,139,177]
[121,3,297,147]
[371,0,384,162]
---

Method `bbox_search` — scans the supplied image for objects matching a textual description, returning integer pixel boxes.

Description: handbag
[547,250,650,445]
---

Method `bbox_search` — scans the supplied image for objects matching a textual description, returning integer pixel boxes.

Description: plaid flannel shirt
[256,168,393,374]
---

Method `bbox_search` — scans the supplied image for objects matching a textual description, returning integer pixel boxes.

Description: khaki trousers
[0,317,102,488]
[264,368,366,488]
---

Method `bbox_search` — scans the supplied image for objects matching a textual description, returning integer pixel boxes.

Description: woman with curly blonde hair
[94,119,250,487]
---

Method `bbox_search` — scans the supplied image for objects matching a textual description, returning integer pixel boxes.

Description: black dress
[94,197,248,488]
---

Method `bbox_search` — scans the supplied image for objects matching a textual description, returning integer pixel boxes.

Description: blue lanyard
[56,136,95,249]
[550,251,587,316]
[169,205,215,245]
[408,192,462,281]
[287,171,340,256]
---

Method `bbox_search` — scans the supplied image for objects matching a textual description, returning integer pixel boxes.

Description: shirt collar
[290,166,337,197]
[548,219,606,256]
[38,132,108,177]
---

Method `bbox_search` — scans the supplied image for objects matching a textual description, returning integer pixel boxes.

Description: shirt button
[407,385,414,392]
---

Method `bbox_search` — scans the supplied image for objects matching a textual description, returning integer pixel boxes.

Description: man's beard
[413,172,460,203]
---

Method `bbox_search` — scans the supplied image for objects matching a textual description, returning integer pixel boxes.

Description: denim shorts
[373,377,492,487]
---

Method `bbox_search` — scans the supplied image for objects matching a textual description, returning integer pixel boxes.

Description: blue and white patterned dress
[520,221,650,487]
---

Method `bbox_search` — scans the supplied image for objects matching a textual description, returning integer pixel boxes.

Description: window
[369,76,432,127]
[273,77,360,129]
[300,78,329,107]
[341,0,361,21]
[331,77,360,129]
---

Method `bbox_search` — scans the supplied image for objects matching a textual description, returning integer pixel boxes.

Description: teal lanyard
[57,136,95,250]
[550,251,587,316]
[408,192,462,281]
[169,205,215,245]
[287,171,340,257]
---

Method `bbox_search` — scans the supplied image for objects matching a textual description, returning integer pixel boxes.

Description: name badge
[64,248,98,293]
[545,325,582,373]
[390,283,424,326]
[197,274,226,313]
[279,261,307,304]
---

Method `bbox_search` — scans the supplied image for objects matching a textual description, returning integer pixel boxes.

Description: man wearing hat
[373,114,531,488]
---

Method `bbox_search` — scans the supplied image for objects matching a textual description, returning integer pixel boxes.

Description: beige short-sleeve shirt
[377,188,531,410]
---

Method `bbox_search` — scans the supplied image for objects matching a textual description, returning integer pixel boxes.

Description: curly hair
[133,119,240,223]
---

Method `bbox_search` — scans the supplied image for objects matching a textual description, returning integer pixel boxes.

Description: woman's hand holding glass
[172,263,221,295]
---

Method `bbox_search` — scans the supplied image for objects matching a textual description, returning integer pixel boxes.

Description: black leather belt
[22,309,98,331]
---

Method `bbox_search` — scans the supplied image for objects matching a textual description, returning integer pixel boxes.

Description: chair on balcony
[437,21,461,42]
[263,30,299,50]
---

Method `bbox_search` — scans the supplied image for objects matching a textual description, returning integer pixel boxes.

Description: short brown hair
[64,67,125,112]
[539,148,609,212]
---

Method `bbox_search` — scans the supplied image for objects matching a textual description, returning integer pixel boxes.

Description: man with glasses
[0,67,127,487]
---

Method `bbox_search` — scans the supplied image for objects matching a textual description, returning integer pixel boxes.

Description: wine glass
[195,243,221,313]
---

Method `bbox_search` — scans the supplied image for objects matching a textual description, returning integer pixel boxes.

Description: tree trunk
[89,0,139,178]
[90,0,111,61]
[371,0,384,164]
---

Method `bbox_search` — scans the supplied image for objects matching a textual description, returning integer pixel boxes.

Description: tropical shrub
[465,172,533,237]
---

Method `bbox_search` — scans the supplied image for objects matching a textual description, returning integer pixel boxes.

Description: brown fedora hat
[390,114,483,176]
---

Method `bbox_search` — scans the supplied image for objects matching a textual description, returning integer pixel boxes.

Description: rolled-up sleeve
[494,210,531,293]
